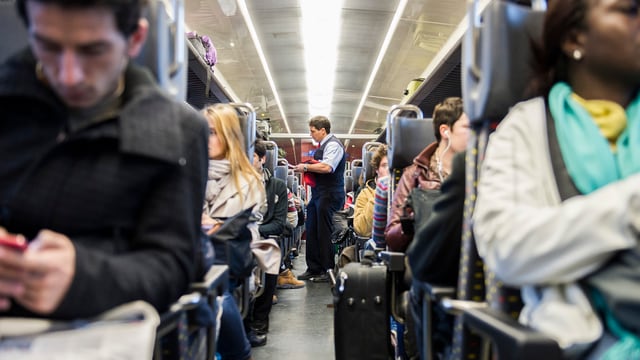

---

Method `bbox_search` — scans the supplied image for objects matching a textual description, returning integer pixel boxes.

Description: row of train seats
[339,140,390,263]
[0,1,237,359]
[334,2,567,359]
[333,103,435,360]
[382,104,435,360]
[266,144,307,268]
[414,1,563,360]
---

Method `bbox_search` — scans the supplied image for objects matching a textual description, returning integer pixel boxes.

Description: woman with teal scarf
[473,0,640,359]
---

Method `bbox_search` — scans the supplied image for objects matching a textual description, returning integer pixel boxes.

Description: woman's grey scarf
[205,159,231,206]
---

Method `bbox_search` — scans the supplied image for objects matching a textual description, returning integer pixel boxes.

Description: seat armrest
[155,301,187,360]
[461,306,563,360]
[157,305,184,339]
[413,281,455,303]
[379,251,405,272]
[191,265,229,295]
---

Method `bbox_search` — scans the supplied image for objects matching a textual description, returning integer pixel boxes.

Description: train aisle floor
[251,240,335,360]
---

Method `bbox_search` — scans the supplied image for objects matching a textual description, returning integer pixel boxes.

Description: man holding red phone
[0,0,208,318]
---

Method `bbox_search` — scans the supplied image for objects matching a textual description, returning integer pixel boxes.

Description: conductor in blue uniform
[294,116,346,282]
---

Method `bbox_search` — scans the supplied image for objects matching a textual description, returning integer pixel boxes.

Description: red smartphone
[0,234,28,252]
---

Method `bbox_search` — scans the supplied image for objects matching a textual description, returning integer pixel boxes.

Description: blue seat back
[263,141,278,175]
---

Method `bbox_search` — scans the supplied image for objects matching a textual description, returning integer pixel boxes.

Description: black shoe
[298,270,321,280]
[250,321,269,334]
[310,273,329,283]
[247,330,267,347]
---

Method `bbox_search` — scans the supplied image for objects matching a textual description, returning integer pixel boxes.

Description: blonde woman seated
[201,104,279,360]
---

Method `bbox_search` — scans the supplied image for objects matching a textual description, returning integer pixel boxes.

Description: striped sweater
[372,176,390,248]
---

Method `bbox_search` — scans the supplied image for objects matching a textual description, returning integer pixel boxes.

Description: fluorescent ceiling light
[217,0,237,16]
[237,0,291,133]
[348,0,408,134]
[300,0,343,118]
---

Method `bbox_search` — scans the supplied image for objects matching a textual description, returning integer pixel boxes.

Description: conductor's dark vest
[313,135,346,193]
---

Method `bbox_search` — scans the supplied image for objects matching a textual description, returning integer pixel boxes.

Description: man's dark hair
[432,97,464,143]
[308,115,331,133]
[254,140,267,159]
[17,0,146,37]
[370,144,388,176]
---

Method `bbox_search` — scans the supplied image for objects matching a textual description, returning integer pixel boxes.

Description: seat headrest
[274,166,287,182]
[387,117,435,170]
[352,166,363,187]
[229,103,256,161]
[362,142,382,182]
[0,1,27,65]
[462,1,545,124]
[134,0,187,101]
[344,174,354,193]
[263,141,278,174]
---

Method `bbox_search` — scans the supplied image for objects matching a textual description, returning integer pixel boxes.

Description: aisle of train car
[252,241,335,360]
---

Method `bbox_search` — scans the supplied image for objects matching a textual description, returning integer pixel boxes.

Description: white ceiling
[185,0,467,137]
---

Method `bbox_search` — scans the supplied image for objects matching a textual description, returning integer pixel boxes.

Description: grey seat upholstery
[361,142,382,183]
[275,166,288,182]
[0,0,28,65]
[263,141,278,175]
[344,170,354,193]
[351,160,363,194]
[229,103,256,161]
[386,105,433,172]
[135,0,187,101]
[386,105,434,203]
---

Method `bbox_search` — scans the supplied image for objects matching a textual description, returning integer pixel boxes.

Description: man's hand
[0,228,26,311]
[202,213,216,226]
[293,164,306,173]
[202,214,221,235]
[14,229,76,315]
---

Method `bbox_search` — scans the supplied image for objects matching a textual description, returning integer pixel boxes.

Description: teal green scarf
[549,82,640,195]
[591,290,640,360]
[549,82,640,359]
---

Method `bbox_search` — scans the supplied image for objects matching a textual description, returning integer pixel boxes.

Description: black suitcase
[334,259,392,360]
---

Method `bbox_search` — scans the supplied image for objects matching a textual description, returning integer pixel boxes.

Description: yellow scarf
[571,94,627,151]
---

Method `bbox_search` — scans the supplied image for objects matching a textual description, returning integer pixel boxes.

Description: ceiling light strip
[348,0,408,134]
[237,0,291,133]
[300,0,343,117]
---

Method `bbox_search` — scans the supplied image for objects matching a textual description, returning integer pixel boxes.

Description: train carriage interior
[3,0,633,359]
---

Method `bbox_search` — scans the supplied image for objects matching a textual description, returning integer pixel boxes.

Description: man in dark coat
[0,0,208,319]
[246,141,304,347]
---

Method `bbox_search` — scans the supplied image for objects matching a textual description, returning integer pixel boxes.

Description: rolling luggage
[334,257,391,360]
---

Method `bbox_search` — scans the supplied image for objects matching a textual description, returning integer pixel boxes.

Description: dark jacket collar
[0,48,185,164]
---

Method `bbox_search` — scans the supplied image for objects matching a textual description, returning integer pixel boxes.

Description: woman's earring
[572,49,583,61]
